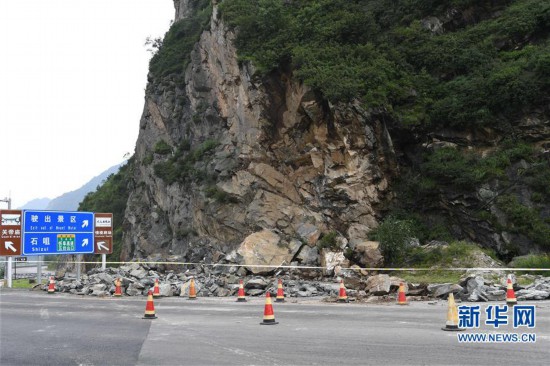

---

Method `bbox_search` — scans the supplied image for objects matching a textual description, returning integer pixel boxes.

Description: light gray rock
[366,274,391,295]
[159,283,173,297]
[467,276,485,294]
[126,282,144,296]
[296,245,319,265]
[516,289,550,300]
[245,278,269,289]
[130,268,148,279]
[320,249,350,276]
[428,283,463,298]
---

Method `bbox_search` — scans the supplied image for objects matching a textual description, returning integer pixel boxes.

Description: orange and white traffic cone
[114,278,123,297]
[188,277,197,300]
[236,279,247,302]
[396,282,408,305]
[260,292,278,325]
[47,276,55,294]
[275,279,285,302]
[441,293,463,331]
[338,280,348,303]
[506,276,517,307]
[153,278,160,297]
[142,290,157,319]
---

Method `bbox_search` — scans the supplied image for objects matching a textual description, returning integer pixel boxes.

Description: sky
[0,0,174,209]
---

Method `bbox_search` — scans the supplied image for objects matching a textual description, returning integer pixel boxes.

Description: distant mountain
[19,197,51,210]
[45,163,123,211]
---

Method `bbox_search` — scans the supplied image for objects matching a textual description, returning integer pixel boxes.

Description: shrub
[510,254,550,275]
[372,217,414,266]
[149,0,212,79]
[154,140,172,155]
[317,231,338,250]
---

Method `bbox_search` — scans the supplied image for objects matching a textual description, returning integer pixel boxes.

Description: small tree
[375,217,414,267]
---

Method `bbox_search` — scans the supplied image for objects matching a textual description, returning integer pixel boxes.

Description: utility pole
[1,196,12,287]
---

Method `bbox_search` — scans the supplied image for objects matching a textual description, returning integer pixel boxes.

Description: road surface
[1,290,548,365]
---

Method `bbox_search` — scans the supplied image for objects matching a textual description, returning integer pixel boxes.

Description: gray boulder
[366,274,391,295]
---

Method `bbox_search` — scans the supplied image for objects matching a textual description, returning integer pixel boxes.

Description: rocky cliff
[120,0,550,268]
[121,0,396,267]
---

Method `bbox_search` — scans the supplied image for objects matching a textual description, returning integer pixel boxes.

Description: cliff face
[121,0,550,264]
[121,1,396,262]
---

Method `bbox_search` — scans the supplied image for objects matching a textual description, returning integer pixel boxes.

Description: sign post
[94,213,113,270]
[1,210,22,288]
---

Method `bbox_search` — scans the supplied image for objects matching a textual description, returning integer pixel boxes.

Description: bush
[154,140,172,155]
[510,254,550,275]
[317,231,338,250]
[149,0,212,79]
[371,217,414,266]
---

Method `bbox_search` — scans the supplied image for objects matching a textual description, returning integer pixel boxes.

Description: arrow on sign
[82,220,89,228]
[5,241,17,252]
[82,238,89,247]
[97,241,108,251]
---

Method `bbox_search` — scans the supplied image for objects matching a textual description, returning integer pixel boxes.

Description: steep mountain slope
[86,0,549,265]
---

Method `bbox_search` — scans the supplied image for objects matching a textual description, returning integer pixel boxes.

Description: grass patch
[510,254,550,275]
[394,270,463,284]
[11,278,45,289]
[406,241,487,268]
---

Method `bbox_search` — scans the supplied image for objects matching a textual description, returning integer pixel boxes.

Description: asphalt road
[1,290,549,365]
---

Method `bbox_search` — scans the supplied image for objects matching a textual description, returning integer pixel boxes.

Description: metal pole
[1,196,12,287]
[7,257,12,288]
[101,254,106,270]
[76,255,81,281]
[37,256,42,284]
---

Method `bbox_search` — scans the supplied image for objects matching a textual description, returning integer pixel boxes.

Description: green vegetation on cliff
[219,0,550,256]
[79,158,135,262]
[220,0,550,128]
[149,0,212,79]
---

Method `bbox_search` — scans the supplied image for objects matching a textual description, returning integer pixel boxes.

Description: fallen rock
[320,249,350,276]
[237,230,296,274]
[427,283,463,298]
[354,241,383,268]
[516,289,550,300]
[365,274,391,295]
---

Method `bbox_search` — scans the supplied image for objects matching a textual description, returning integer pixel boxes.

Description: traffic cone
[506,276,517,306]
[188,277,197,300]
[142,290,157,319]
[338,280,348,303]
[236,279,247,302]
[260,293,278,325]
[275,279,285,302]
[47,276,55,294]
[396,282,408,305]
[153,278,160,297]
[114,278,122,297]
[441,293,464,331]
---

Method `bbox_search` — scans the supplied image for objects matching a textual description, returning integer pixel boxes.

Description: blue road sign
[22,210,94,255]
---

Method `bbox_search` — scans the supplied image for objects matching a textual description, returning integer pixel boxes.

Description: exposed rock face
[121,1,396,264]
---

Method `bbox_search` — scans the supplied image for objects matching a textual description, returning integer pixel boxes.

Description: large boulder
[353,241,383,268]
[295,223,321,247]
[320,249,350,276]
[296,245,319,265]
[365,274,391,295]
[427,283,464,298]
[236,230,297,274]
